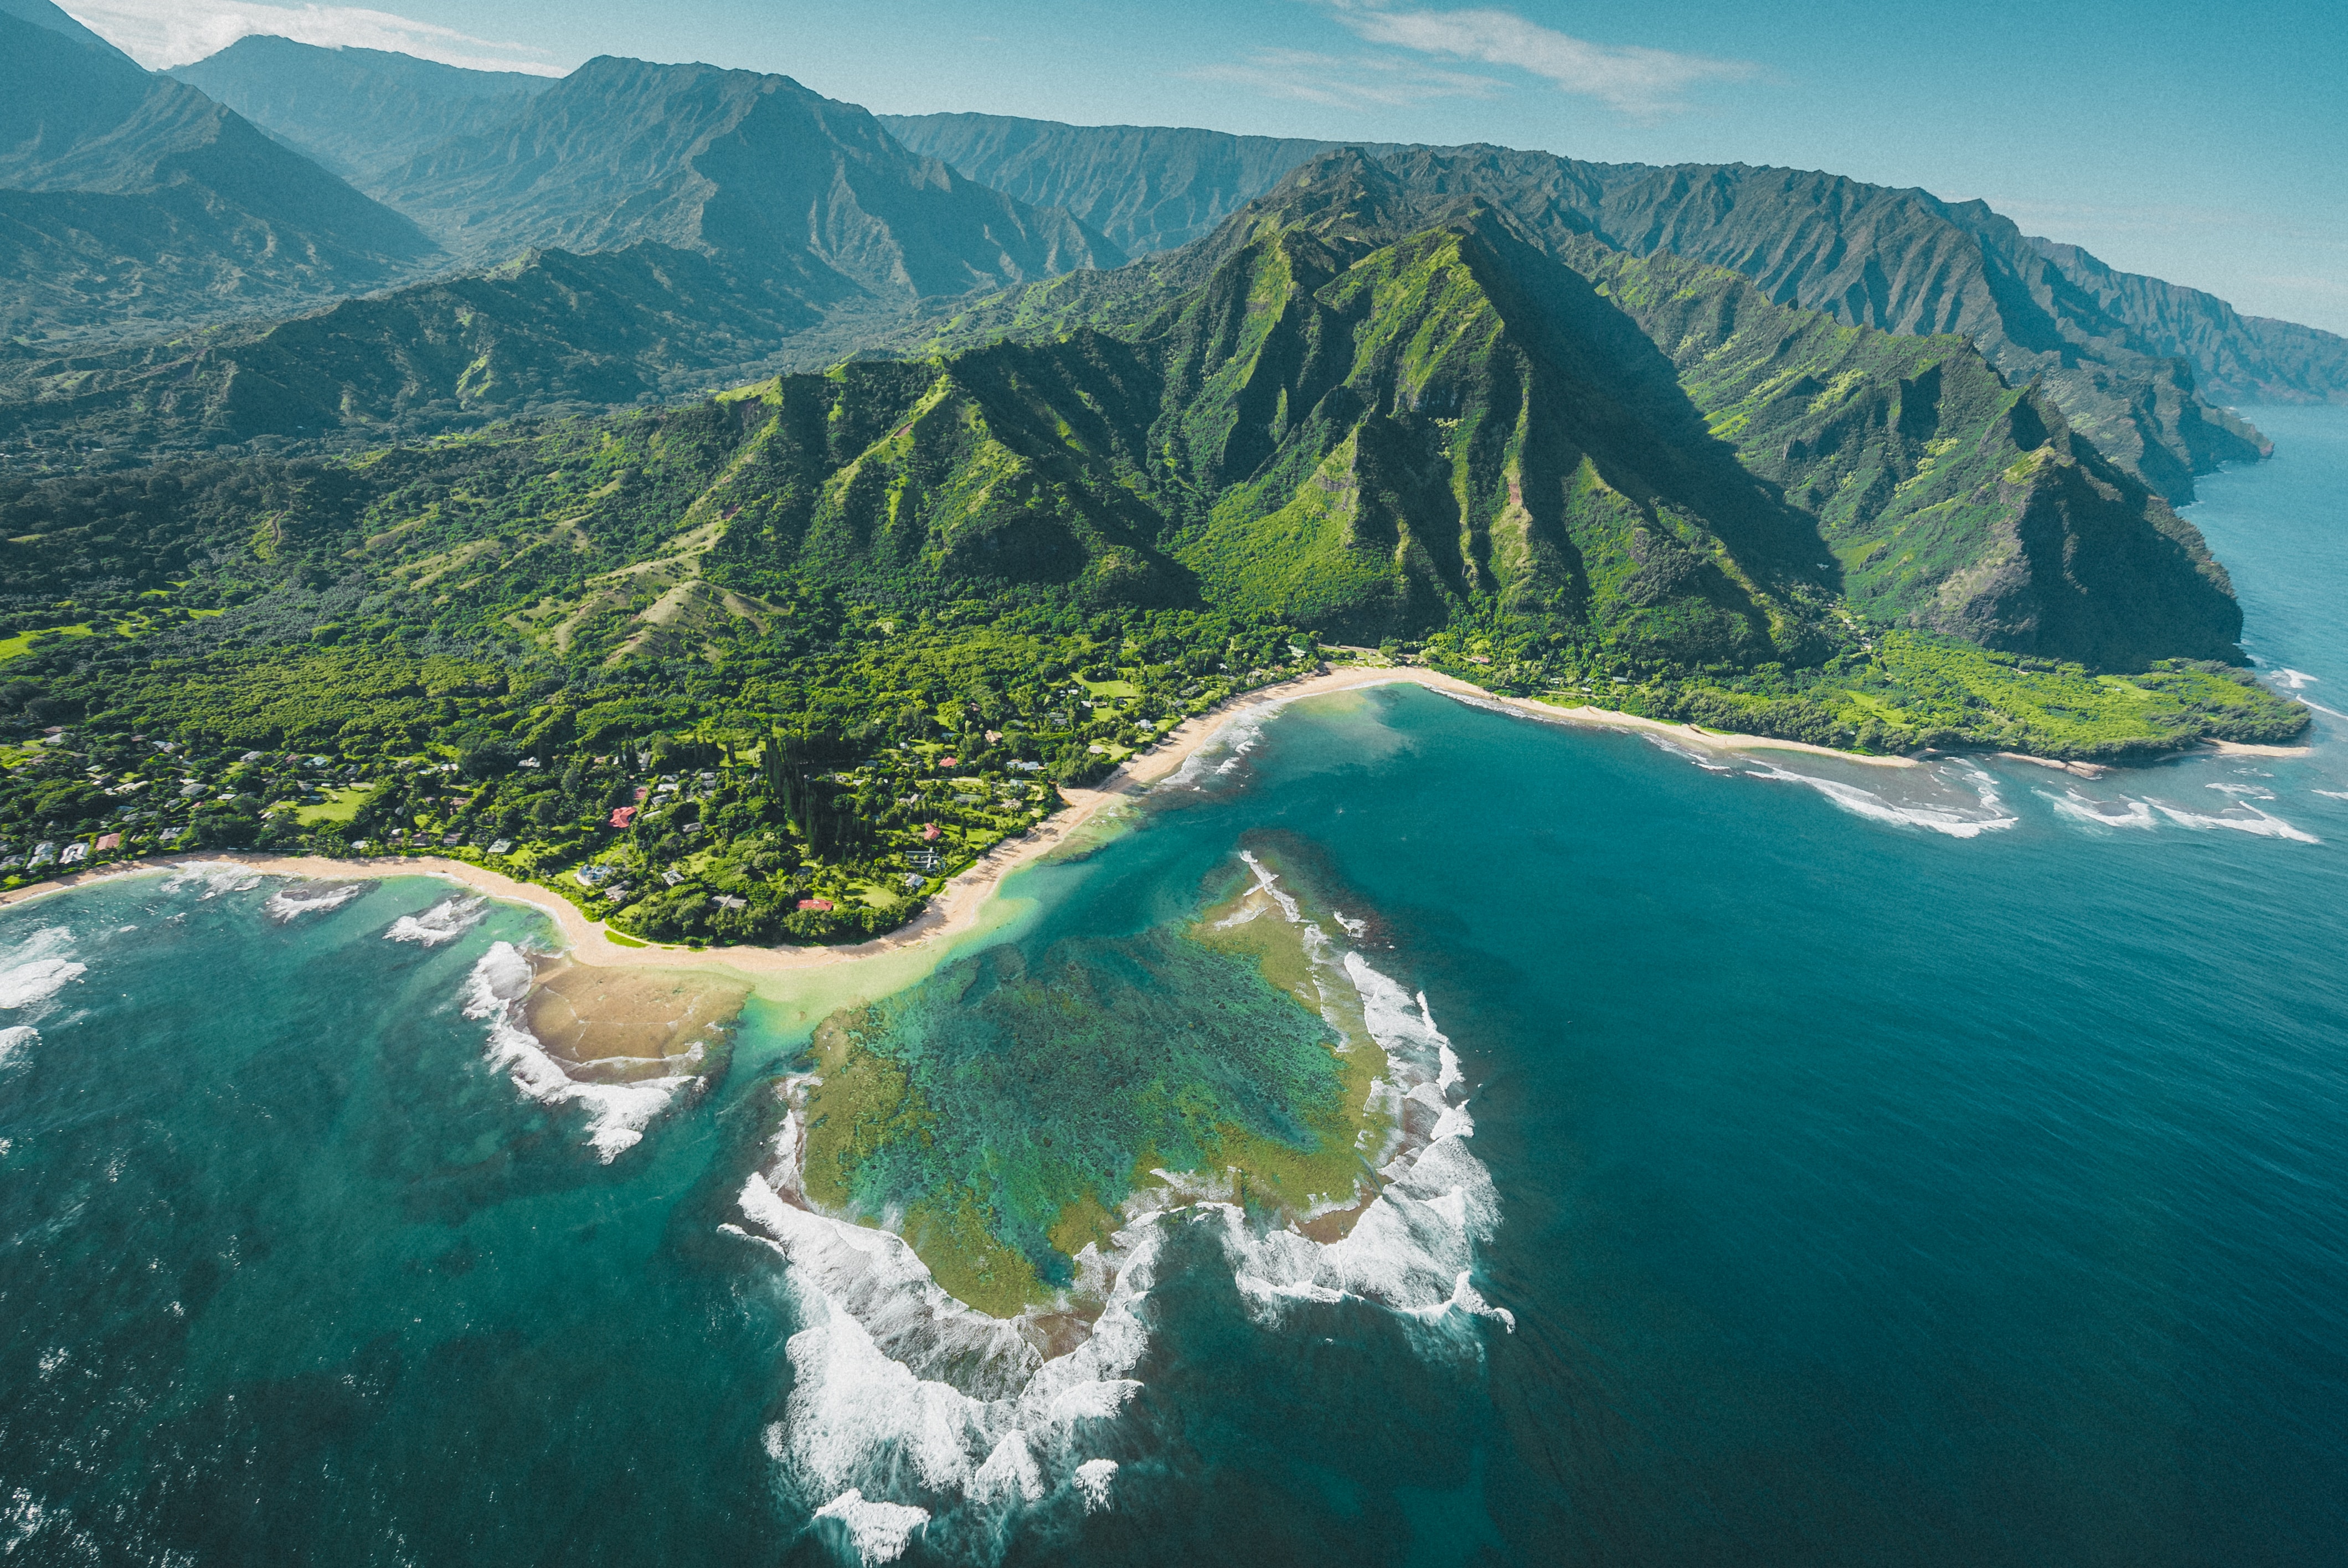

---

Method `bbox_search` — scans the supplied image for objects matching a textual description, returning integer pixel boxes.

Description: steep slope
[1286,147,2273,503]
[897,116,2337,500]
[0,58,1148,454]
[172,35,555,187]
[376,57,1122,289]
[445,147,2215,668]
[689,156,2241,670]
[0,3,436,341]
[2031,236,2348,405]
[879,112,1335,255]
[0,244,879,450]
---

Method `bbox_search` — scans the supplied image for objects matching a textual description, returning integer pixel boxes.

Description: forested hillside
[896,114,2348,501]
[0,3,437,342]
[0,65,2311,933]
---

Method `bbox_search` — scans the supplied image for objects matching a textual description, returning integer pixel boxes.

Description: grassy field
[292,787,370,826]
[0,623,93,662]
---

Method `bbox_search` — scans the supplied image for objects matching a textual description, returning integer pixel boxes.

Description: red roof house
[796,898,835,911]
[609,806,638,828]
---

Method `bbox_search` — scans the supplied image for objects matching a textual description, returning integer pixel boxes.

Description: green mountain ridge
[368,56,1121,286]
[171,35,556,187]
[0,4,439,342]
[905,156,2237,669]
[888,112,2348,502]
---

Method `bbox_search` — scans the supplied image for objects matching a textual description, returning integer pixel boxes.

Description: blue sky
[68,0,2348,336]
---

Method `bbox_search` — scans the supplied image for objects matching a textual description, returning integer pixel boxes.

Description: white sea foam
[2316,790,2348,802]
[737,856,1511,1552]
[2149,801,2320,843]
[0,928,84,1013]
[459,943,693,1160]
[2206,783,2278,801]
[161,860,263,898]
[1072,1459,1118,1514]
[2041,789,2159,831]
[2271,668,2320,690]
[386,895,486,946]
[1746,762,2017,838]
[0,1025,35,1062]
[1643,734,1734,772]
[263,883,367,922]
[811,1490,930,1564]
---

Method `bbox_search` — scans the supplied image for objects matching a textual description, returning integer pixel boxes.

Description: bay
[2,413,2344,1566]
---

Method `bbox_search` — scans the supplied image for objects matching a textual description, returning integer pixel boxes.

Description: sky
[63,0,2348,336]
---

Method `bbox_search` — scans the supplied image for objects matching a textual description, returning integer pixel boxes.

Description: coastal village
[0,648,1331,946]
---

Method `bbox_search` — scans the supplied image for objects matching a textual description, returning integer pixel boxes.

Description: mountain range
[0,0,434,341]
[886,113,2348,503]
[171,34,554,187]
[2,30,2340,525]
[693,153,2237,669]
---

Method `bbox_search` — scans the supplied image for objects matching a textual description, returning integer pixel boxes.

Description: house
[93,833,121,852]
[713,894,747,911]
[921,823,940,842]
[574,864,614,888]
[796,898,835,912]
[58,843,87,865]
[610,806,638,828]
[661,868,684,886]
[29,841,58,865]
[487,839,512,855]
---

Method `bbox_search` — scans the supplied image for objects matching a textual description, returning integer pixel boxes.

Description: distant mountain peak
[373,55,1121,296]
[0,0,140,68]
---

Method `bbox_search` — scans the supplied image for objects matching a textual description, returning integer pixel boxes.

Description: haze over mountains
[172,34,555,187]
[0,0,432,340]
[1,22,2341,520]
[887,113,2348,503]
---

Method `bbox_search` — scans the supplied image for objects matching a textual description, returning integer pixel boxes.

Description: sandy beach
[7,664,2227,991]
[0,668,1927,986]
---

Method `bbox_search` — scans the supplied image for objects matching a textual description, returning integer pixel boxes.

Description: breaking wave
[0,927,85,1015]
[1747,761,2018,838]
[2041,789,2158,831]
[1166,691,1309,790]
[1642,734,1734,773]
[2150,801,2320,843]
[161,860,262,898]
[264,882,369,922]
[459,942,696,1162]
[2041,788,2320,843]
[0,1025,35,1063]
[734,858,1507,1563]
[386,895,487,946]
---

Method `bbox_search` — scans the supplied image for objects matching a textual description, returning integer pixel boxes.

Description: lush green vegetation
[0,161,2306,915]
[0,404,1319,928]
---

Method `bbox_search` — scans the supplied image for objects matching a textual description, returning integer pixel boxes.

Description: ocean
[3,409,2344,1566]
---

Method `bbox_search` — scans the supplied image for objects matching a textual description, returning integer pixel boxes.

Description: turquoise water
[3,412,2345,1565]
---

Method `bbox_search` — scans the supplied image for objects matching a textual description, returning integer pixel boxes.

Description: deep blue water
[2,411,2344,1566]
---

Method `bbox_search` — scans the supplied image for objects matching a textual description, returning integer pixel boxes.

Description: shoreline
[2,667,2310,982]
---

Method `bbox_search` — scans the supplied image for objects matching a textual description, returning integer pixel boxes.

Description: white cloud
[63,0,567,74]
[1318,1,1756,117]
[1188,47,1505,111]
